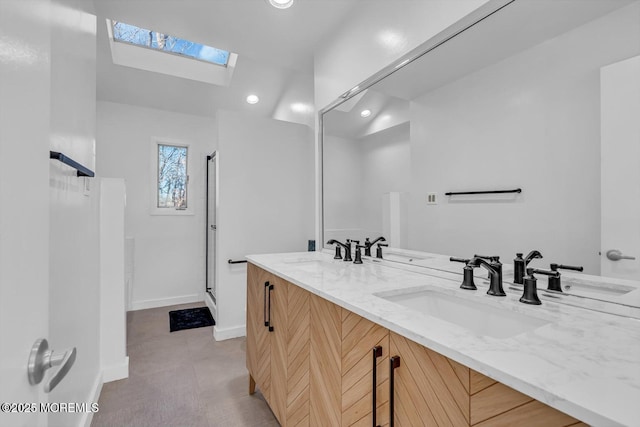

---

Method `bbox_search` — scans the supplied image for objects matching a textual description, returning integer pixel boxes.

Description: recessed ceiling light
[360,109,372,118]
[268,0,294,9]
[246,94,260,104]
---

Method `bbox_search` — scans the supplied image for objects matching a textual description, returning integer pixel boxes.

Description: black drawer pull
[372,346,383,427]
[263,282,269,327]
[267,284,274,332]
[389,355,401,427]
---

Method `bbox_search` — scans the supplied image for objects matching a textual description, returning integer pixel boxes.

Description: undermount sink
[379,253,431,264]
[559,277,635,297]
[282,256,323,264]
[376,289,550,339]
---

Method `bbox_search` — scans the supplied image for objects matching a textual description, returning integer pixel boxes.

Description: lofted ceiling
[93,0,360,121]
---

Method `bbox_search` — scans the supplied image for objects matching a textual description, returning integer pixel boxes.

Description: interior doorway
[206,152,218,319]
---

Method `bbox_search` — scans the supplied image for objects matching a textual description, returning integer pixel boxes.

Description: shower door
[206,153,218,307]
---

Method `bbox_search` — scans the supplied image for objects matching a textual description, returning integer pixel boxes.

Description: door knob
[28,338,77,393]
[606,249,636,261]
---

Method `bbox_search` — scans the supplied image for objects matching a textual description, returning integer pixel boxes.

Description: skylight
[111,21,230,67]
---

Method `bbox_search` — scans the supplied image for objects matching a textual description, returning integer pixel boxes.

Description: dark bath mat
[169,307,215,332]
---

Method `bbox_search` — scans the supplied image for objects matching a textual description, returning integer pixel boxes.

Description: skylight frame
[110,20,230,68]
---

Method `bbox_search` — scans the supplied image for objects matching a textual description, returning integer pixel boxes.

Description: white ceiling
[93,0,360,120]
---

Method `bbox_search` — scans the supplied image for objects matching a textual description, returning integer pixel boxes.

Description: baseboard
[205,292,217,320]
[80,372,103,427]
[130,294,201,311]
[213,324,246,341]
[102,356,129,383]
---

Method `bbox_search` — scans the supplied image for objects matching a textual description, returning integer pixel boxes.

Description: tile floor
[92,302,279,427]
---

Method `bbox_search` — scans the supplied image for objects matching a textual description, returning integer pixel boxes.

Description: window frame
[150,138,194,216]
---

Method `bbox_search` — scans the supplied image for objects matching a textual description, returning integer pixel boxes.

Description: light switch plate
[427,192,437,205]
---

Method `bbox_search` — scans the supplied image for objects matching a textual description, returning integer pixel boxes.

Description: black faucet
[474,254,502,282]
[354,245,365,264]
[514,250,543,284]
[547,263,584,292]
[364,237,386,257]
[521,268,559,305]
[326,239,352,262]
[450,257,478,290]
[376,243,388,259]
[472,257,505,296]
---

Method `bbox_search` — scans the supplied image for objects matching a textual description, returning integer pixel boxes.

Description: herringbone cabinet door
[246,263,272,402]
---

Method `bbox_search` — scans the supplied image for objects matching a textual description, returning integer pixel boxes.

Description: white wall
[99,179,128,383]
[314,0,490,110]
[47,1,103,426]
[408,2,640,274]
[216,111,314,339]
[323,134,362,241]
[360,123,411,240]
[96,101,216,310]
[325,123,411,245]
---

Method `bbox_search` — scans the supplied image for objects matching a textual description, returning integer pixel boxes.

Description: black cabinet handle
[263,282,269,327]
[389,355,401,427]
[372,346,383,427]
[267,284,274,332]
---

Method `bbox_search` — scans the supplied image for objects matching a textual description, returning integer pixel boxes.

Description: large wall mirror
[321,0,640,303]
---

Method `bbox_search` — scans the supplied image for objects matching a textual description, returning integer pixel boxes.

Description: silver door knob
[606,249,636,261]
[28,338,76,393]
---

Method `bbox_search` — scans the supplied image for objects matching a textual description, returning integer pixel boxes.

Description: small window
[111,21,230,67]
[157,144,188,209]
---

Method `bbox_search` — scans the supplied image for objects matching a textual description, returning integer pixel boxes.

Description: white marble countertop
[246,251,640,427]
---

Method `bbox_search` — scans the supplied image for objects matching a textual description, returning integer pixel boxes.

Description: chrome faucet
[364,236,386,256]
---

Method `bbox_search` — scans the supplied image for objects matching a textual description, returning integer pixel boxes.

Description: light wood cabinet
[309,291,391,427]
[248,264,584,427]
[247,264,310,426]
[246,264,272,402]
[388,332,581,427]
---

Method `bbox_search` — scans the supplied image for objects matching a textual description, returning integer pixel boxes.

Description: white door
[207,153,218,310]
[0,0,52,425]
[601,55,640,280]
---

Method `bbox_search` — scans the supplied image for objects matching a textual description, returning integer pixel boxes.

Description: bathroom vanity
[245,0,640,425]
[245,252,639,427]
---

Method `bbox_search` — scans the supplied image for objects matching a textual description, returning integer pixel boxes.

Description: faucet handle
[474,254,500,262]
[450,257,471,264]
[521,268,560,305]
[376,243,388,259]
[547,263,583,292]
[353,245,365,264]
[549,263,583,272]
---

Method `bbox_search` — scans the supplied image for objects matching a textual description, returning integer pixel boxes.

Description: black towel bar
[228,259,248,264]
[445,188,521,196]
[50,151,94,177]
